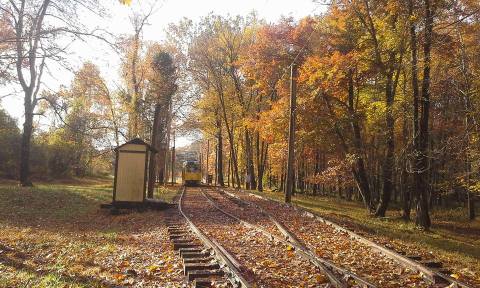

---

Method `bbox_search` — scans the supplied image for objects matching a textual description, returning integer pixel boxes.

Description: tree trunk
[227,154,231,187]
[346,69,374,211]
[280,162,285,193]
[228,130,240,188]
[468,191,476,220]
[217,120,224,186]
[17,0,51,186]
[217,87,240,187]
[148,104,161,198]
[257,140,268,192]
[313,149,319,196]
[285,64,297,203]
[255,131,261,190]
[206,139,210,183]
[171,131,175,184]
[19,96,34,186]
[376,72,395,217]
[401,93,411,220]
[268,157,272,190]
[214,145,218,185]
[244,130,256,190]
[456,13,476,221]
[405,0,420,221]
[415,0,433,229]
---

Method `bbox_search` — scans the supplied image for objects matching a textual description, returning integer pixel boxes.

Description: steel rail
[178,186,251,288]
[214,188,376,288]
[219,188,377,288]
[232,188,473,288]
[202,188,376,288]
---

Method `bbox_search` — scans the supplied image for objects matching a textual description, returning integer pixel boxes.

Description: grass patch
[0,180,184,287]
[0,182,111,229]
[153,184,181,204]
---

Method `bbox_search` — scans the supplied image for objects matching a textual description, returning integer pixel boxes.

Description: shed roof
[114,138,158,153]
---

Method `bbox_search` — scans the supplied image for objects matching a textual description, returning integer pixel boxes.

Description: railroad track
[220,187,474,288]
[179,186,349,287]
[201,187,376,288]
[165,186,249,287]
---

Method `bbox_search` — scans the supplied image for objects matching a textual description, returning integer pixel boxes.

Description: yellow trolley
[182,161,201,186]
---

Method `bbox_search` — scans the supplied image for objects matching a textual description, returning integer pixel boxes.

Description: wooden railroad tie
[165,212,231,288]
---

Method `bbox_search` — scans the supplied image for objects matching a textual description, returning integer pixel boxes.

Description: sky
[1,0,323,147]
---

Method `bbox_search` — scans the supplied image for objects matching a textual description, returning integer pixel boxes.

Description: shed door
[115,152,146,202]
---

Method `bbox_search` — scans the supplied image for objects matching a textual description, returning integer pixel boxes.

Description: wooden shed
[112,138,157,205]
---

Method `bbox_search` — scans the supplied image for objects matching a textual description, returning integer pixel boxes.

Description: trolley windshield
[185,162,200,172]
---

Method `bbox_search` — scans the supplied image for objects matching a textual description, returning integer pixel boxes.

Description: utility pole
[171,130,175,184]
[206,139,210,184]
[285,63,297,203]
[200,146,203,182]
[214,146,218,186]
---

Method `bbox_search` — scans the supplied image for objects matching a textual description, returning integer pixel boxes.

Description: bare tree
[1,0,110,186]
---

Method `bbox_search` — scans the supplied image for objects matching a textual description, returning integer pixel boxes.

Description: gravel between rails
[224,188,433,288]
[182,187,330,287]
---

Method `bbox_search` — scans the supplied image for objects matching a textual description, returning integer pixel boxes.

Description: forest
[1,0,480,230]
[1,0,480,287]
[176,0,480,230]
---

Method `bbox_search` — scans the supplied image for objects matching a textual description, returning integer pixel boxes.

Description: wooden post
[171,130,175,184]
[285,63,297,203]
[214,145,218,186]
[227,154,231,187]
[206,139,210,184]
[268,158,272,190]
[200,145,203,182]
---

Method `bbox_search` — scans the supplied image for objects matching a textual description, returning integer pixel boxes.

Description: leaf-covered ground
[210,189,429,287]
[182,187,327,287]
[0,180,185,287]
[241,188,480,287]
[1,179,478,287]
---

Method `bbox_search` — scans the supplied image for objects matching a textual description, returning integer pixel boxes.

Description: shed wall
[115,152,146,202]
[119,143,147,152]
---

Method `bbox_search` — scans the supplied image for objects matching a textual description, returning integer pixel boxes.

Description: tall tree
[120,6,154,139]
[415,0,435,229]
[147,50,177,198]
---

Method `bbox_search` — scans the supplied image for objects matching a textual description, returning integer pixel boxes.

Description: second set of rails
[177,185,474,288]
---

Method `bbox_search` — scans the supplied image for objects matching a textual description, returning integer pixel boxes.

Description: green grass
[0,179,186,287]
[0,182,111,228]
[153,184,181,203]
[0,181,114,287]
[249,190,480,282]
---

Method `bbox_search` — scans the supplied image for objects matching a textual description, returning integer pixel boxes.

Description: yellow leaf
[119,0,132,5]
[450,273,460,279]
[147,265,160,272]
[316,274,328,283]
[409,274,422,280]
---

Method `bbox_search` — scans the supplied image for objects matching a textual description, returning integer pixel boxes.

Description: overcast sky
[1,0,323,147]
